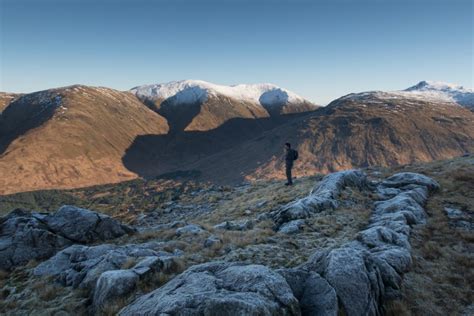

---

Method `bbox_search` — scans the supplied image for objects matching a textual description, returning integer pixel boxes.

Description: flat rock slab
[119,262,300,315]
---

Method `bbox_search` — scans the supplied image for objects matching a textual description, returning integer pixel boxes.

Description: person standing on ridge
[284,142,298,186]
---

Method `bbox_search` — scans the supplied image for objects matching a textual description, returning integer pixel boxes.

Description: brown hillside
[2,86,473,194]
[0,85,168,194]
[140,93,317,132]
[168,94,474,183]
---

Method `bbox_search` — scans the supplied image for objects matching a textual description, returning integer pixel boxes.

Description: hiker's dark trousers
[286,162,293,184]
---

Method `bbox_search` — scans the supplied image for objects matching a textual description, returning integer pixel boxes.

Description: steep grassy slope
[185,94,474,183]
[0,85,169,194]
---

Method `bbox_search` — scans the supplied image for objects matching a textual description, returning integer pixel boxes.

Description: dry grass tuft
[384,300,412,316]
[0,270,8,282]
[450,167,474,183]
[121,257,138,269]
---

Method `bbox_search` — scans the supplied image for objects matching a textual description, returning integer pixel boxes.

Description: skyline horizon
[1,0,472,104]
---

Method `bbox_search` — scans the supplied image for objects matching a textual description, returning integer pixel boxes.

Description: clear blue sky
[1,0,472,104]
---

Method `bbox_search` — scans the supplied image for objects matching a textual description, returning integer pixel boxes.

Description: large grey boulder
[278,268,338,316]
[34,241,180,290]
[120,262,300,315]
[0,206,134,270]
[271,170,369,228]
[293,171,439,314]
[93,269,139,314]
[45,205,135,243]
[0,209,72,270]
[303,243,384,316]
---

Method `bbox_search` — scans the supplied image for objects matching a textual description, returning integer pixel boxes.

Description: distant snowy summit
[404,81,473,108]
[340,81,474,110]
[130,80,312,108]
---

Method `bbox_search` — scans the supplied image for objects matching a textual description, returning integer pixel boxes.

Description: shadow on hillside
[122,111,317,183]
[142,98,203,135]
[0,92,59,155]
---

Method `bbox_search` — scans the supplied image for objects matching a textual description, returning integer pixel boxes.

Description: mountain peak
[130,80,311,107]
[405,80,470,92]
[402,80,473,109]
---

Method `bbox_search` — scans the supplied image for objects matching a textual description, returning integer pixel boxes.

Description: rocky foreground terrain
[0,155,472,315]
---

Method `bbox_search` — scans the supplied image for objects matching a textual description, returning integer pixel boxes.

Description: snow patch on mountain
[403,81,473,108]
[130,80,308,107]
[339,81,474,110]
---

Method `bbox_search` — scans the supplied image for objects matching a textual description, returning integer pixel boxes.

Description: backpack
[293,149,299,161]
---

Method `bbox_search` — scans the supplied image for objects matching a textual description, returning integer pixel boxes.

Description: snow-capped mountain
[130,80,312,108]
[337,81,474,110]
[404,81,474,109]
[130,80,317,132]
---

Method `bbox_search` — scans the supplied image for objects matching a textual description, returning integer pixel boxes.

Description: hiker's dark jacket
[285,149,296,165]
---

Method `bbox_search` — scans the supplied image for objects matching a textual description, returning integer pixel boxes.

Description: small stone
[204,235,222,248]
[214,219,254,231]
[278,219,305,234]
[175,224,205,236]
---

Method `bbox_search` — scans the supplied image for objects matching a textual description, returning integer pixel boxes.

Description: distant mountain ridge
[131,79,311,108]
[130,80,317,132]
[404,80,474,109]
[0,80,473,194]
[341,81,474,110]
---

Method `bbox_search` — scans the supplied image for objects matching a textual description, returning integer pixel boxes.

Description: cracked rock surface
[119,261,300,315]
[0,205,134,270]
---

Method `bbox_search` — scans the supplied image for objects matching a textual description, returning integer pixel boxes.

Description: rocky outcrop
[271,170,370,230]
[34,241,181,290]
[277,268,338,316]
[0,205,133,270]
[91,252,186,314]
[118,170,438,315]
[303,242,384,315]
[44,205,135,243]
[119,261,300,315]
[297,172,439,314]
[2,170,438,315]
